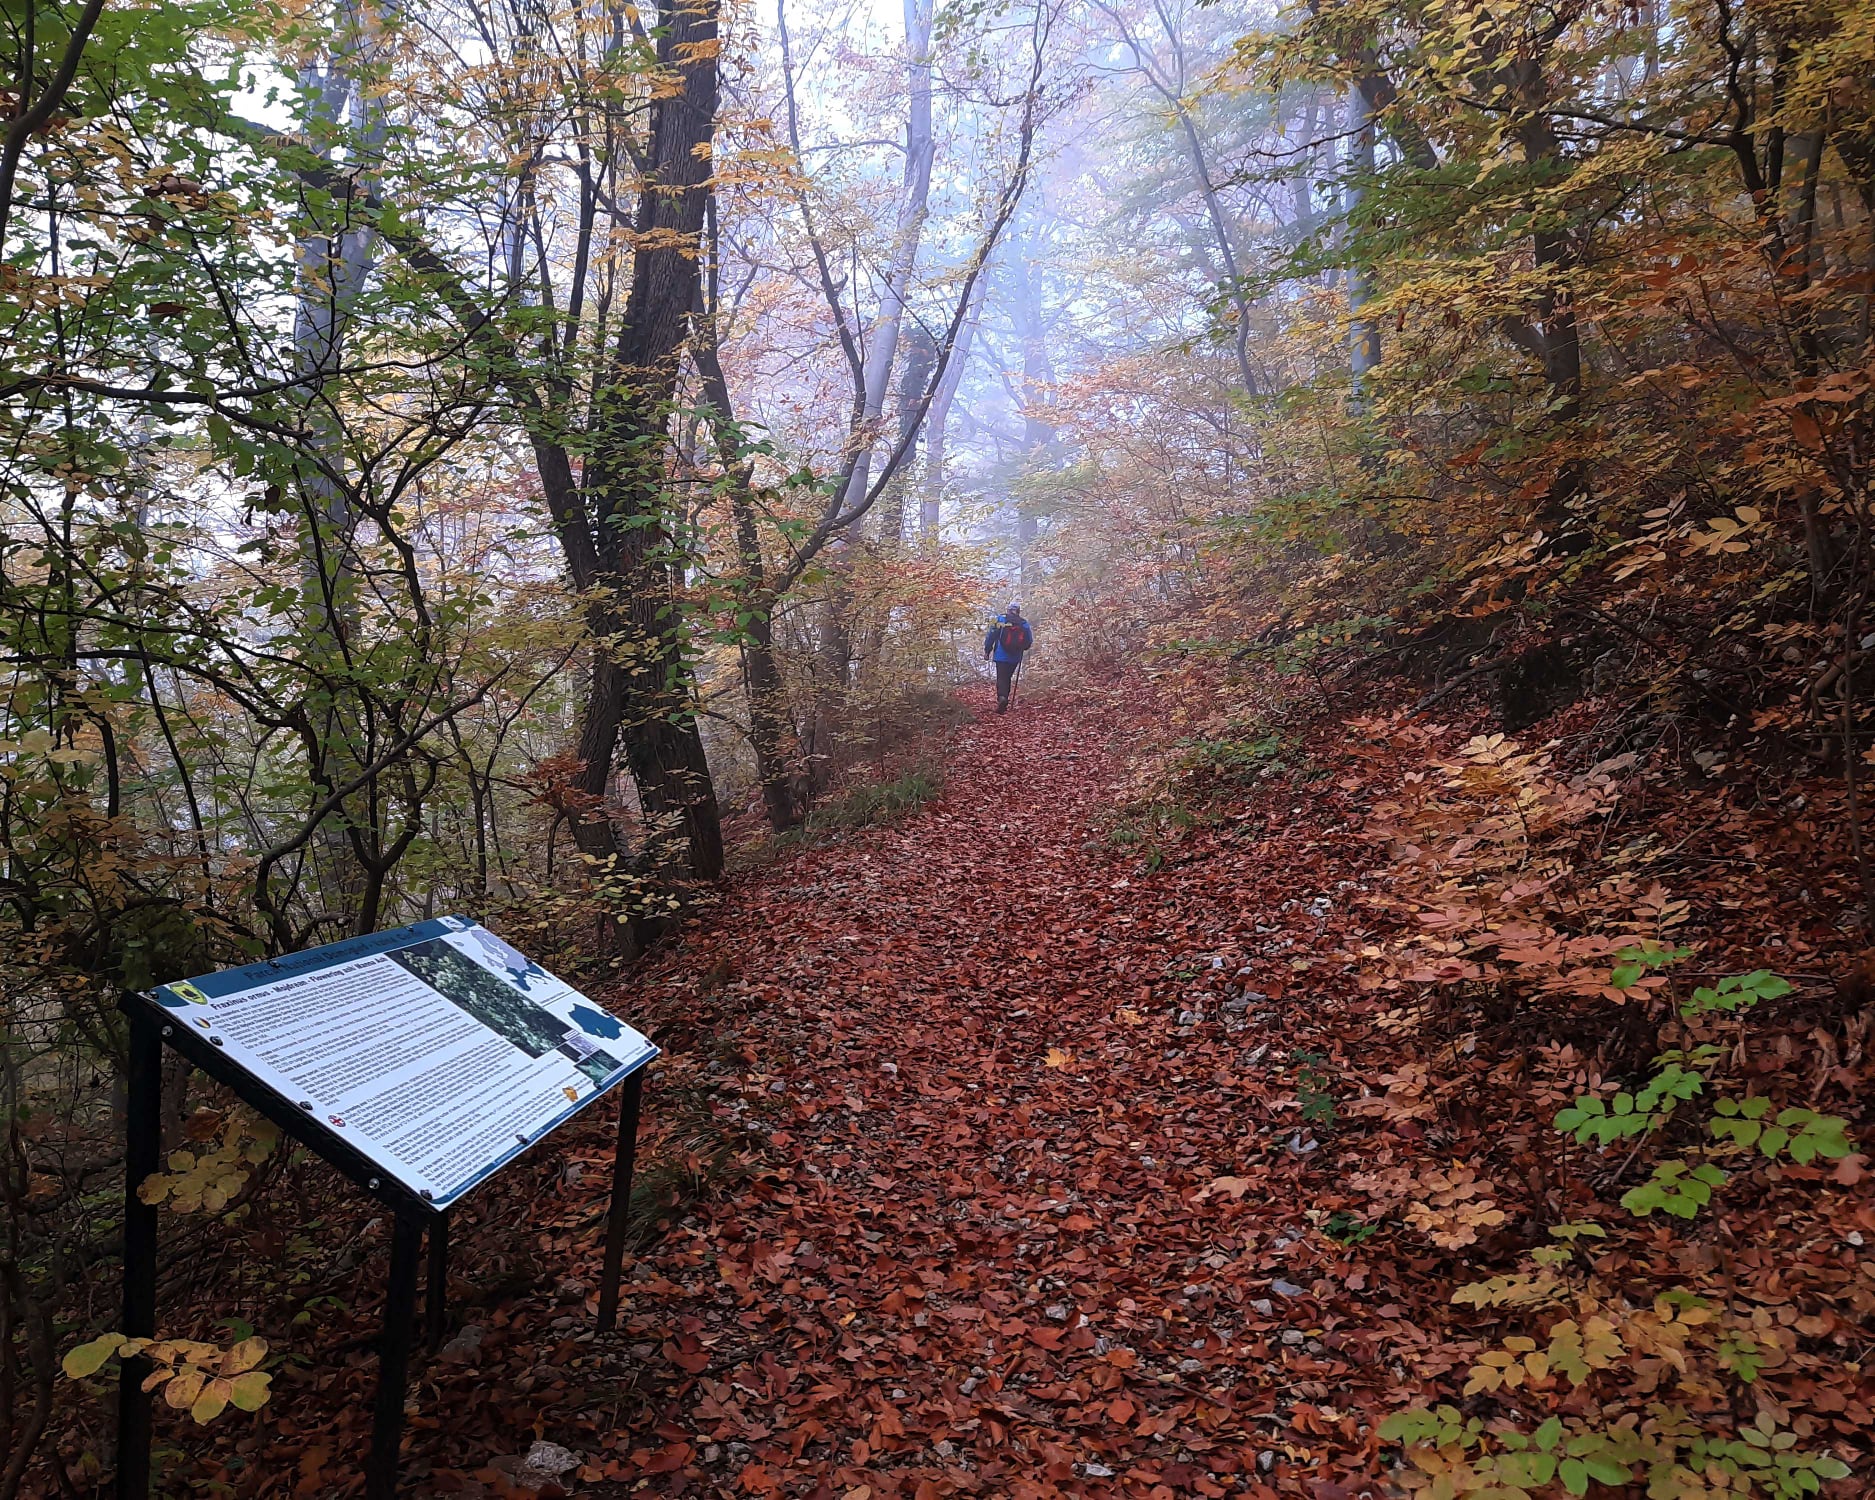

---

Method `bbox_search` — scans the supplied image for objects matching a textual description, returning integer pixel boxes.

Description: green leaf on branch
[1682,969,1793,1019]
[1711,1100,1852,1162]
[61,1334,129,1379]
[1620,1158,1726,1218]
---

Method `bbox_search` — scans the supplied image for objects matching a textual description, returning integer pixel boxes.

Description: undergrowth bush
[1106,718,1314,868]
[1341,721,1865,1498]
[811,765,944,830]
[737,764,946,869]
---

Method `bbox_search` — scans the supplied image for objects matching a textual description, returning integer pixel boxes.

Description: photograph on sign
[148,917,656,1208]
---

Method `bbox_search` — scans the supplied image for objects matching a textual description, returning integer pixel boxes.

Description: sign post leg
[366,1215,423,1500]
[117,1003,162,1500]
[425,1214,449,1352]
[596,1071,644,1332]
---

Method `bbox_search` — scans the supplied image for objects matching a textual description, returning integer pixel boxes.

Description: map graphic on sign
[457,921,558,994]
[149,917,656,1209]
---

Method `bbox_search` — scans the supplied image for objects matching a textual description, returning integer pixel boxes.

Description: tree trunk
[1289,89,1320,243]
[854,324,937,691]
[1785,127,1835,588]
[740,597,802,832]
[569,0,726,884]
[693,200,804,832]
[1503,63,1585,540]
[921,270,986,539]
[882,324,935,547]
[1012,221,1055,592]
[833,0,937,516]
[1346,77,1380,405]
[290,0,387,934]
[811,0,937,782]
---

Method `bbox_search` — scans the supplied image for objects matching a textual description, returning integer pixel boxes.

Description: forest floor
[148,671,1872,1500]
[397,677,1409,1500]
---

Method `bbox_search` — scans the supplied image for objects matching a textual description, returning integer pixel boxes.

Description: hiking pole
[1008,654,1025,710]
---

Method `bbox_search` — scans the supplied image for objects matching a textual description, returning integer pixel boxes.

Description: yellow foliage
[137,1108,279,1213]
[61,1333,272,1424]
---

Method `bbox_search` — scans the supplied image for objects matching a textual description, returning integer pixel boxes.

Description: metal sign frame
[116,983,648,1499]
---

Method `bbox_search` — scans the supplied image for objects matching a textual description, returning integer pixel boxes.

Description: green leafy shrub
[1171,731,1292,781]
[62,1334,273,1424]
[1619,1158,1727,1219]
[1552,1060,1704,1145]
[1386,970,1860,1496]
[1710,1100,1854,1163]
[1682,969,1792,1019]
[1292,1049,1339,1127]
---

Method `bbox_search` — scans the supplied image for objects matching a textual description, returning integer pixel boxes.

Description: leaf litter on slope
[158,675,1868,1499]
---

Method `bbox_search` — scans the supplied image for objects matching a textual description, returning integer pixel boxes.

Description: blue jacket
[985,616,1033,664]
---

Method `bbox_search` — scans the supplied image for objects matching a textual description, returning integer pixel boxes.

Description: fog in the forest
[723,0,1302,602]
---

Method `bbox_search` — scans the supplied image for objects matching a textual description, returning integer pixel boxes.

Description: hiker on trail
[984,604,1034,714]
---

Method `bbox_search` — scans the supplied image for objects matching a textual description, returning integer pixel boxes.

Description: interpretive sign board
[119,918,659,1498]
[145,915,657,1210]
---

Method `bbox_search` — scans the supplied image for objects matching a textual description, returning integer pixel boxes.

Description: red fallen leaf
[1028,1325,1064,1349]
[632,1443,692,1472]
[1108,1396,1136,1423]
[662,1340,710,1374]
[296,1446,328,1477]
[738,1462,782,1494]
[1833,1153,1866,1185]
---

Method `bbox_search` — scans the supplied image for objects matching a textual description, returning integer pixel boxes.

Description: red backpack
[998,620,1028,655]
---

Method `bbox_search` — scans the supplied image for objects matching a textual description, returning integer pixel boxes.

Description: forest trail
[524,683,1386,1500]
